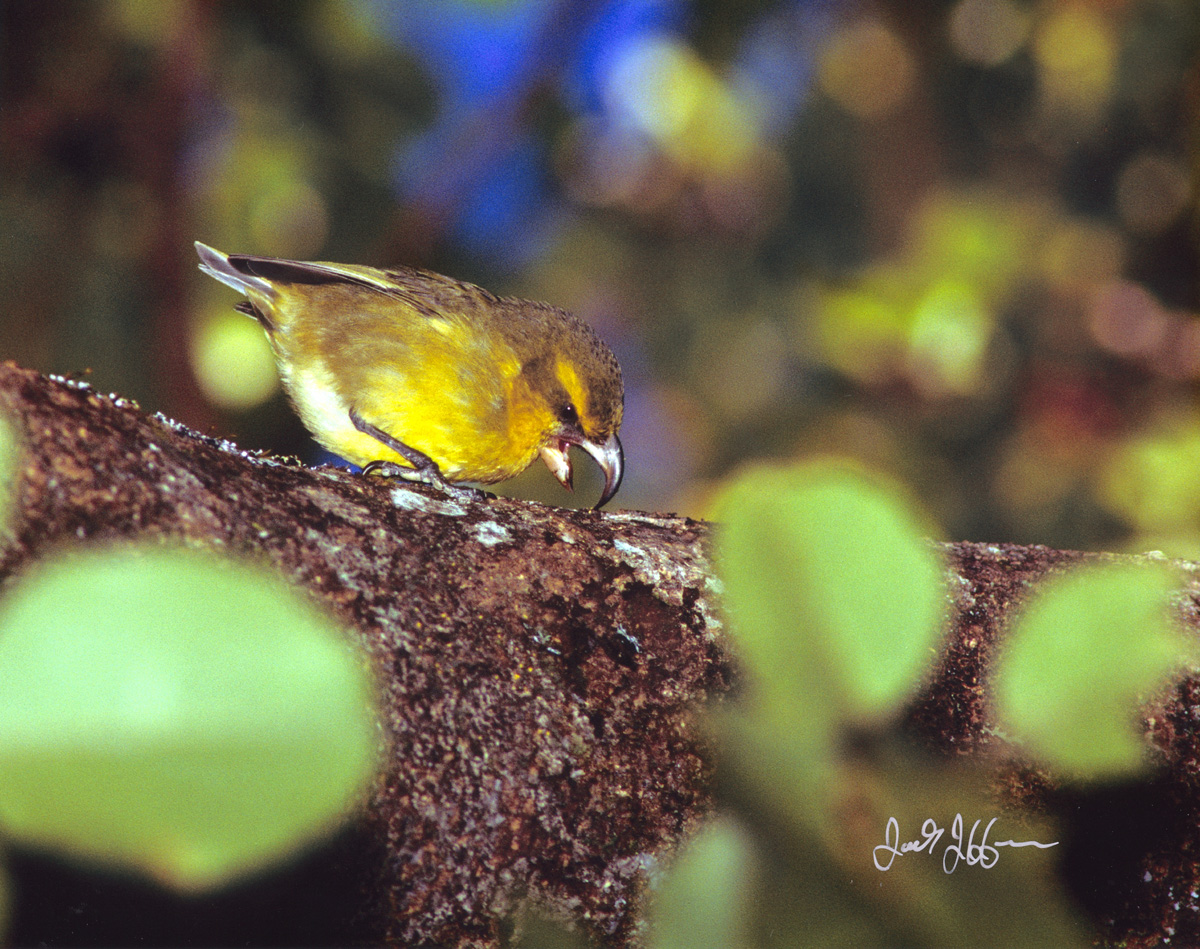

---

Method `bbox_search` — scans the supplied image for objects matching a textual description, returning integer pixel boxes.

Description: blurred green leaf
[911,190,1028,295]
[0,546,379,891]
[908,277,992,395]
[648,818,753,949]
[994,562,1190,779]
[711,461,946,745]
[816,284,908,383]
[1098,413,1200,536]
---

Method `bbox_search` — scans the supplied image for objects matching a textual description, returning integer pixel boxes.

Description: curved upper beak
[539,432,624,510]
[579,432,624,510]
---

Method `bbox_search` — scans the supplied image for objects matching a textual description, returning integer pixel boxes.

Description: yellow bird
[195,242,624,508]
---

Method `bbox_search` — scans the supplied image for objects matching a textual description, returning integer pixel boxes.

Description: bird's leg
[349,407,443,482]
[348,407,488,501]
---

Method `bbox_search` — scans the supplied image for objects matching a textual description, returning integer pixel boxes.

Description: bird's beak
[539,433,624,510]
[540,442,575,492]
[580,433,623,510]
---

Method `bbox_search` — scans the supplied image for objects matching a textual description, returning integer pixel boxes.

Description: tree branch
[1,361,1198,948]
[0,362,728,947]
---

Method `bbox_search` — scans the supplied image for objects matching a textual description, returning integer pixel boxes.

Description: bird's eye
[560,402,579,424]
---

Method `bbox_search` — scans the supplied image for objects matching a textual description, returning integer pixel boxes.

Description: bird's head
[512,310,624,509]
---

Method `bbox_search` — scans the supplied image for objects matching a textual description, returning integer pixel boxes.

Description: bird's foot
[361,460,492,502]
[350,407,494,502]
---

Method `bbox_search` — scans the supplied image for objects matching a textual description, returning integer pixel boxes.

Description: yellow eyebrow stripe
[555,359,589,419]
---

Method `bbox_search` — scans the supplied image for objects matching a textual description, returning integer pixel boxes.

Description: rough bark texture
[0,362,728,948]
[1,361,1200,948]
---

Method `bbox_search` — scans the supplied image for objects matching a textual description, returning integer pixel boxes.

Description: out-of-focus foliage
[0,546,379,906]
[1097,410,1200,552]
[1,0,1198,524]
[710,461,944,771]
[521,460,1151,946]
[994,561,1194,779]
[641,461,1089,948]
[647,818,754,949]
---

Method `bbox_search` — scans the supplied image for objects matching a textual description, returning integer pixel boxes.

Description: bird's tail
[195,241,278,300]
[195,241,279,329]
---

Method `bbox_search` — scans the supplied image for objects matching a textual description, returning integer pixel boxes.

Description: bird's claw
[361,460,491,503]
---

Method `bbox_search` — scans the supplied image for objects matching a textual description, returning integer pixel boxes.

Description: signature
[873,815,1058,873]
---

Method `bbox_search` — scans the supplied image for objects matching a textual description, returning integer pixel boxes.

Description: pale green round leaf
[711,461,946,736]
[0,546,379,891]
[649,818,754,949]
[994,563,1189,779]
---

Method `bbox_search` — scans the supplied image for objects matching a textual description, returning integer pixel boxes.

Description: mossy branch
[0,361,1197,948]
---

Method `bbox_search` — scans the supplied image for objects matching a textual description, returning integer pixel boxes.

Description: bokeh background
[2,0,1199,552]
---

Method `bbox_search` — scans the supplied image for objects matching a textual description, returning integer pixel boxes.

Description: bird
[195,242,624,508]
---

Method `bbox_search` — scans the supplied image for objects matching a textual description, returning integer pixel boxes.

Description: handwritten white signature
[873,815,1058,873]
